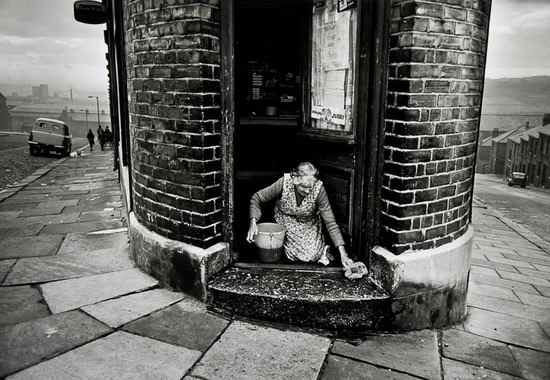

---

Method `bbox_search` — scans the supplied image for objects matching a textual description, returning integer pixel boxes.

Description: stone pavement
[0,150,549,379]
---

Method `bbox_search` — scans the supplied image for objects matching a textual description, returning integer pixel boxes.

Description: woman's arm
[247,177,284,243]
[317,185,353,266]
[249,177,284,221]
[316,185,345,246]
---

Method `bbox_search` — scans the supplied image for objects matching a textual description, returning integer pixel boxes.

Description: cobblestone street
[0,150,548,379]
[0,133,88,190]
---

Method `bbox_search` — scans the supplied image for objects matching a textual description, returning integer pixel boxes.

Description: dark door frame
[220,0,390,263]
[105,0,133,210]
[352,0,391,264]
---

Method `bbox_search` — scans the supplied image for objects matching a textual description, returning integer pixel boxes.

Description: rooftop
[509,124,550,144]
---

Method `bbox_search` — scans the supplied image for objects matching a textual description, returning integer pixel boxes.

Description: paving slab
[486,255,537,269]
[0,213,80,229]
[0,310,110,378]
[468,292,548,322]
[464,307,550,353]
[442,358,522,380]
[4,247,134,285]
[191,321,330,380]
[471,265,500,278]
[534,284,550,297]
[0,203,40,212]
[0,211,21,219]
[0,235,64,259]
[78,209,121,222]
[82,288,184,328]
[0,286,50,327]
[468,282,521,302]
[57,231,127,255]
[517,266,550,280]
[470,273,539,295]
[533,263,550,272]
[332,330,441,380]
[36,200,79,208]
[510,345,550,380]
[6,331,199,380]
[19,206,64,217]
[123,297,229,352]
[514,291,550,309]
[471,258,519,273]
[0,259,15,283]
[0,223,44,238]
[40,220,124,235]
[502,252,550,266]
[40,268,158,313]
[498,270,550,287]
[6,194,61,203]
[321,355,420,380]
[442,328,521,377]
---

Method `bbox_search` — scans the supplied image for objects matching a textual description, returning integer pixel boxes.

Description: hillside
[480,76,550,131]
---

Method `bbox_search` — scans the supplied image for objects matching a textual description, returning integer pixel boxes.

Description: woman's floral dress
[274,174,331,263]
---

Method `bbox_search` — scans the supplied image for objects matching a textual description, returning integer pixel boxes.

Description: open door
[227,0,389,264]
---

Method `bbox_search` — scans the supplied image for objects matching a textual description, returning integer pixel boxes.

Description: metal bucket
[254,223,285,263]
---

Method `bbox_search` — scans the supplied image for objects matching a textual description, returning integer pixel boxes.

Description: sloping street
[474,174,550,244]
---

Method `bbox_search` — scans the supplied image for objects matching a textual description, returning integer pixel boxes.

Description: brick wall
[125,0,223,248]
[381,0,491,253]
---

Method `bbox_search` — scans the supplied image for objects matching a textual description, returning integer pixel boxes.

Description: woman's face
[294,175,317,196]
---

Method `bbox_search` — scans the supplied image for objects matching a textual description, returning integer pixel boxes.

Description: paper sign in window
[310,0,357,132]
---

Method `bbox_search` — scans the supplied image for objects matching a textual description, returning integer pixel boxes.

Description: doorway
[222,0,390,265]
[233,1,310,261]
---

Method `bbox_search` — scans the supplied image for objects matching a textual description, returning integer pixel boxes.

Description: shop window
[309,1,357,133]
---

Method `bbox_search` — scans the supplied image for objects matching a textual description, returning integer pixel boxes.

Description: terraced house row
[477,113,550,188]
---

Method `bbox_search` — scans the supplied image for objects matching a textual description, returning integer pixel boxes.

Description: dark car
[507,172,527,188]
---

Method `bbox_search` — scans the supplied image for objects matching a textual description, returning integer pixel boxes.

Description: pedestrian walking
[86,129,95,151]
[97,125,104,151]
[104,126,113,147]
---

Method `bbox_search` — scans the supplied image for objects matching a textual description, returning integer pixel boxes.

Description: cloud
[486,0,550,78]
[0,0,108,93]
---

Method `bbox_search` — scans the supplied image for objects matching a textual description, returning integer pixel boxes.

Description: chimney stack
[492,128,500,138]
[543,113,550,126]
[525,121,530,129]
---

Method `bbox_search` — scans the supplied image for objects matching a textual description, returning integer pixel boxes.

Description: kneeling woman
[246,162,366,275]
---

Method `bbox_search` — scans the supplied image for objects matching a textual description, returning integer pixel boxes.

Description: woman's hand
[338,246,353,268]
[246,218,258,243]
[339,245,368,280]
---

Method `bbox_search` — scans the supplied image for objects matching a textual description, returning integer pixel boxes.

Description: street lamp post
[88,95,100,128]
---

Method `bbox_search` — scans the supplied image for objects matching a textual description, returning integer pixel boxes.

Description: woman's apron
[274,174,330,263]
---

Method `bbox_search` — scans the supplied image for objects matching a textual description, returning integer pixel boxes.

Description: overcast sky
[0,0,108,95]
[0,0,549,96]
[486,0,550,78]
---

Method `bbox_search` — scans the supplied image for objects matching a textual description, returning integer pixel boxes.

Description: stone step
[207,266,393,332]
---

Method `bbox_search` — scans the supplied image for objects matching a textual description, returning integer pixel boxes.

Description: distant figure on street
[97,125,104,151]
[104,126,113,147]
[86,129,95,151]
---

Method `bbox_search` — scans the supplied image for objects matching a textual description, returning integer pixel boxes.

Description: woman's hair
[291,161,319,178]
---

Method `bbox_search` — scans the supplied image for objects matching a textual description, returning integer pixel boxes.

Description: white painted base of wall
[371,226,473,329]
[128,212,231,300]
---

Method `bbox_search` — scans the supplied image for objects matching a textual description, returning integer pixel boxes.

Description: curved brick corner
[381,0,491,253]
[125,0,223,248]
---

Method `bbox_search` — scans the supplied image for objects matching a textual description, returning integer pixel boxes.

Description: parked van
[28,118,72,156]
